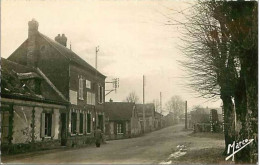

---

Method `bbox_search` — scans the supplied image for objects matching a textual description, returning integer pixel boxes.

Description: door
[60,113,67,146]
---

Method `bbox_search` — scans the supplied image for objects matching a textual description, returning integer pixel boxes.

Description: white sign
[86,80,91,89]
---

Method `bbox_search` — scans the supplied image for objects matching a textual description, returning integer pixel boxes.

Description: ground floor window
[44,113,52,137]
[71,112,77,134]
[87,113,91,133]
[79,113,83,134]
[117,123,123,134]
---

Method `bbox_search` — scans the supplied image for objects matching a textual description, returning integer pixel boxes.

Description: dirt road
[2,124,225,164]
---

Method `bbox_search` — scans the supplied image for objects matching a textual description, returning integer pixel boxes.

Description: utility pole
[185,101,187,129]
[160,92,162,128]
[142,75,145,133]
[95,46,99,70]
[160,92,162,114]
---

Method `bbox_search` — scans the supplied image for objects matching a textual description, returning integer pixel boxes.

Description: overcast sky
[1,0,221,112]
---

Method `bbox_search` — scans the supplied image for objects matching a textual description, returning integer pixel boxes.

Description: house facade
[1,58,69,154]
[104,102,141,140]
[136,104,155,133]
[6,19,106,147]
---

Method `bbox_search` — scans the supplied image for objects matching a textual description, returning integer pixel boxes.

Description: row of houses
[104,102,164,140]
[1,19,164,154]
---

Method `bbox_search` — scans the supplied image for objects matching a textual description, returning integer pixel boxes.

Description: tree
[174,1,257,163]
[153,99,160,112]
[165,95,185,119]
[125,91,140,103]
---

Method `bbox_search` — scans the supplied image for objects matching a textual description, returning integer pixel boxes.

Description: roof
[1,58,68,104]
[104,102,135,121]
[17,72,42,80]
[39,33,106,78]
[136,103,155,118]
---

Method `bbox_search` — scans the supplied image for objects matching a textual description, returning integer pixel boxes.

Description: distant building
[136,103,155,133]
[154,112,164,129]
[104,102,141,140]
[5,19,106,148]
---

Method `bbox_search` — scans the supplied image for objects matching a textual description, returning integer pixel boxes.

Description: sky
[1,0,222,113]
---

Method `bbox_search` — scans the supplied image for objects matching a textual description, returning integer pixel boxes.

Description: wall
[12,106,33,144]
[1,101,65,155]
[37,36,70,99]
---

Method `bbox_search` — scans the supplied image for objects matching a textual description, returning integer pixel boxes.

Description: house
[1,58,69,154]
[104,102,141,140]
[6,19,106,147]
[136,103,155,133]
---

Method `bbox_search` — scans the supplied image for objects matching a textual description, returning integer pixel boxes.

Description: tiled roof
[104,102,135,121]
[39,33,106,78]
[1,58,68,104]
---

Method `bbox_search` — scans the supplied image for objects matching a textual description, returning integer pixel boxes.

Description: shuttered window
[45,113,52,137]
[98,85,104,103]
[71,112,77,134]
[79,113,83,134]
[87,113,91,133]
[117,123,123,134]
[79,78,84,100]
[41,112,55,138]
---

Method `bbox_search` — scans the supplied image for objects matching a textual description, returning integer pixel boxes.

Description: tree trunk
[221,92,235,155]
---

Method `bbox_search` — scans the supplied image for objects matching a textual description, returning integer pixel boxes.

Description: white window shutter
[101,86,104,103]
[51,113,55,137]
[41,113,45,137]
[98,85,100,103]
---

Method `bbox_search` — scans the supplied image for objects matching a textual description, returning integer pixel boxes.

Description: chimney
[27,19,39,67]
[55,33,67,47]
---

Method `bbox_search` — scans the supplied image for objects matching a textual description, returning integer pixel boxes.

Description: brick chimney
[55,33,67,47]
[27,19,39,67]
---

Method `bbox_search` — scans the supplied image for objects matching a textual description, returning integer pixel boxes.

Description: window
[45,113,52,137]
[117,123,123,134]
[71,112,77,134]
[87,113,91,133]
[87,92,96,105]
[79,113,83,134]
[79,77,84,100]
[86,80,91,89]
[98,85,104,103]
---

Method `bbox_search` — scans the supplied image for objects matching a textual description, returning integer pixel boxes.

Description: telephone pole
[160,92,162,114]
[185,101,187,129]
[95,46,99,70]
[142,75,145,133]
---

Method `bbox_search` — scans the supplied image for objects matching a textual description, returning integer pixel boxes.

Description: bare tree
[165,95,185,119]
[152,99,160,112]
[171,1,257,162]
[125,91,140,103]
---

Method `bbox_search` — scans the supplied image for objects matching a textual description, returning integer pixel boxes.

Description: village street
[2,124,226,164]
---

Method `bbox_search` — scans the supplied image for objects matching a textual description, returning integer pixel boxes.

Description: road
[2,124,224,164]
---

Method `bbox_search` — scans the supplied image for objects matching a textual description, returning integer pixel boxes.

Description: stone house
[1,58,69,154]
[104,102,141,140]
[136,103,155,133]
[6,19,106,147]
